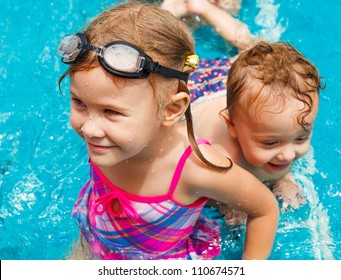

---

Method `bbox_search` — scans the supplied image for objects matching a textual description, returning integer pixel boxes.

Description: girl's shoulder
[181,142,236,189]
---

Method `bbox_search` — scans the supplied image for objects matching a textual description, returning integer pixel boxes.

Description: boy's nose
[277,146,296,162]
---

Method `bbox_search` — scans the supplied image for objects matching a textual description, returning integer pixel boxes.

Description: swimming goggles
[57,33,197,81]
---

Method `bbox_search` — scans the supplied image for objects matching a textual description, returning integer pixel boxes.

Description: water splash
[293,147,335,259]
[0,112,11,124]
[255,0,287,41]
[5,171,44,216]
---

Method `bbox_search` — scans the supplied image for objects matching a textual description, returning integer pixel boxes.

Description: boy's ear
[220,109,238,138]
[162,91,190,127]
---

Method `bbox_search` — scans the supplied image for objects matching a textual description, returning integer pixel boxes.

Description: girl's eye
[104,109,120,116]
[71,98,86,108]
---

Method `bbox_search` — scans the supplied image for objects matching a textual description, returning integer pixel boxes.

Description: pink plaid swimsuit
[72,139,221,260]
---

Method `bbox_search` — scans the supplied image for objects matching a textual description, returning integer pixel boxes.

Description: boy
[191,41,323,221]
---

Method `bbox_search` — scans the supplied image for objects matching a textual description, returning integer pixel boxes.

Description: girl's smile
[86,142,118,153]
[69,67,164,167]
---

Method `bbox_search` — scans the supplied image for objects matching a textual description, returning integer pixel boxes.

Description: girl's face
[70,67,164,167]
[229,92,319,177]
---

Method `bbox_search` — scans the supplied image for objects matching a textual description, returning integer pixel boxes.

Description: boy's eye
[262,141,278,147]
[296,135,310,142]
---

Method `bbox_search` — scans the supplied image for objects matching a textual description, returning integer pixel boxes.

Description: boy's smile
[228,91,319,177]
[266,162,291,171]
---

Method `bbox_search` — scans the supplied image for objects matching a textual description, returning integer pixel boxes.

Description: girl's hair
[59,1,232,171]
[226,41,324,130]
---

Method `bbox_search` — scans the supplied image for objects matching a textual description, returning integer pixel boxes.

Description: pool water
[0,0,340,260]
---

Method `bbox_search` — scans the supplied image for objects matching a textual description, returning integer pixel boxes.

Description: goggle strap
[78,43,102,54]
[149,61,188,81]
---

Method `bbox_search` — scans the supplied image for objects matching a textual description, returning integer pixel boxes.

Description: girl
[57,2,278,260]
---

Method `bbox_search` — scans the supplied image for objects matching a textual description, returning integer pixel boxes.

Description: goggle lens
[57,35,82,63]
[103,44,143,73]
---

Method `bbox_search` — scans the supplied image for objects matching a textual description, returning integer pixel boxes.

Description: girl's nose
[80,119,105,139]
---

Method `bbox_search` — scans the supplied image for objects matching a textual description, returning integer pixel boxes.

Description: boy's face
[228,91,319,177]
[69,67,163,168]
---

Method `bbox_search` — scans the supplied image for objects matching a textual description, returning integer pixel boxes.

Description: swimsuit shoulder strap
[168,139,211,197]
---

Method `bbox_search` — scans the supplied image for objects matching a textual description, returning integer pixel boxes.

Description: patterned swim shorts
[188,58,232,102]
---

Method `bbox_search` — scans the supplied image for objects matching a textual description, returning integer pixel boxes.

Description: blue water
[0,0,340,260]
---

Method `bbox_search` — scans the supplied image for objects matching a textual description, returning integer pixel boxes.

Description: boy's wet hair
[59,2,232,171]
[226,41,324,130]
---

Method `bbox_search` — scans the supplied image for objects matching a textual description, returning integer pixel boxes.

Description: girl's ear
[162,91,190,127]
[220,109,238,138]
